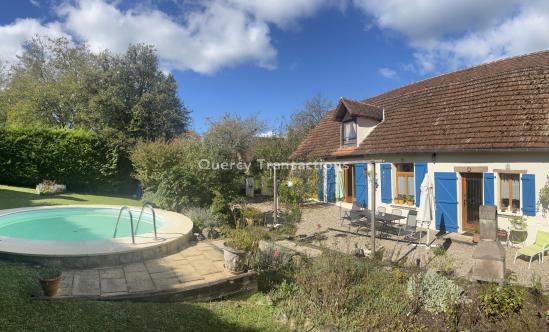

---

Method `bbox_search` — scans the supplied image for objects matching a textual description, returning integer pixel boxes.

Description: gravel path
[249,199,549,288]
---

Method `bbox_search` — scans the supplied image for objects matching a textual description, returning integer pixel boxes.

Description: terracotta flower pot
[39,274,62,297]
[472,233,481,244]
[222,243,247,274]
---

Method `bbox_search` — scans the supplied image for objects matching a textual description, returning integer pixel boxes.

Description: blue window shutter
[327,166,336,203]
[522,174,536,216]
[316,168,324,201]
[483,173,495,206]
[414,163,427,207]
[381,164,392,203]
[354,163,368,208]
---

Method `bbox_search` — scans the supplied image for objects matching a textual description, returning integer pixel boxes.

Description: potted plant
[394,194,405,205]
[472,224,481,243]
[510,215,527,230]
[222,228,255,274]
[38,266,62,297]
[406,195,415,206]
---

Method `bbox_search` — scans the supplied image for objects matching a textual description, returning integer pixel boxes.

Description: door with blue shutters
[354,163,368,208]
[435,172,459,232]
[327,166,336,203]
[461,173,483,231]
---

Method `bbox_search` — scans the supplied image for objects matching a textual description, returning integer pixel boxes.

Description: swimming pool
[0,207,162,241]
[0,205,193,268]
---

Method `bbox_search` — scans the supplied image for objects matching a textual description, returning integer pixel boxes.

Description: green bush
[278,176,307,206]
[479,282,526,320]
[224,226,269,252]
[184,207,218,232]
[131,138,213,211]
[406,270,464,314]
[0,127,128,190]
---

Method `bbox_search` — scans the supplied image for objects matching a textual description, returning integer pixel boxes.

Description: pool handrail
[135,202,158,240]
[113,206,135,244]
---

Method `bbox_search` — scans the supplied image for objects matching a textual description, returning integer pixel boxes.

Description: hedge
[0,127,131,191]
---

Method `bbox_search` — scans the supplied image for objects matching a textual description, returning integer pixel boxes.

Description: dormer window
[342,119,357,146]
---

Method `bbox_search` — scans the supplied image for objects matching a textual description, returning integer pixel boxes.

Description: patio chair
[341,202,362,226]
[397,210,418,243]
[514,230,549,268]
[377,206,386,214]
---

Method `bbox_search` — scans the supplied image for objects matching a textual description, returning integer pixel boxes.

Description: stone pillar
[471,205,506,283]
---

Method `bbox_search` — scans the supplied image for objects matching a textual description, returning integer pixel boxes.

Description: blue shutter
[381,163,392,203]
[316,168,324,201]
[434,172,458,232]
[483,173,495,206]
[414,163,427,207]
[354,163,368,208]
[327,166,336,203]
[522,174,536,216]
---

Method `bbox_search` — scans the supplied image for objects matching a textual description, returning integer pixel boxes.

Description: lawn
[0,185,285,331]
[0,184,142,210]
[0,261,284,332]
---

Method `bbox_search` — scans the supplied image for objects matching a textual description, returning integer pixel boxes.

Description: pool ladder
[112,203,158,244]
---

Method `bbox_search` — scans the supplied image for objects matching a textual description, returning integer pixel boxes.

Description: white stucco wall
[355,118,379,147]
[327,151,549,244]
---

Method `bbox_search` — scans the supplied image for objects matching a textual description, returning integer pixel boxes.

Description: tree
[286,93,333,152]
[0,37,190,141]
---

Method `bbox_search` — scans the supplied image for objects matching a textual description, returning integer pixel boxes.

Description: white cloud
[0,18,67,66]
[0,0,337,74]
[355,0,549,73]
[378,67,397,79]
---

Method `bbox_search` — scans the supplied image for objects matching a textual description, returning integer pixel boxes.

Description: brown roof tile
[290,50,549,159]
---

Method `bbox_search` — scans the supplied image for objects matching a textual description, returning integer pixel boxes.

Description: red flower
[273,249,280,258]
[315,223,321,231]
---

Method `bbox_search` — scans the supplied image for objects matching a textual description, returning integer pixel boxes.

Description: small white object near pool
[0,205,193,268]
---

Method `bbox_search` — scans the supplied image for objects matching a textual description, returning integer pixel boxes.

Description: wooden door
[461,173,483,231]
[344,165,355,203]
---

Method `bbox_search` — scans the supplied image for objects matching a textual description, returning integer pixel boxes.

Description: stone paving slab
[57,241,234,298]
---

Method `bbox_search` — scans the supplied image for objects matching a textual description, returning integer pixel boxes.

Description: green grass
[0,185,141,210]
[0,261,285,332]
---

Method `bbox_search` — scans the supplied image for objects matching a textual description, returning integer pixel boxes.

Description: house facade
[290,51,549,244]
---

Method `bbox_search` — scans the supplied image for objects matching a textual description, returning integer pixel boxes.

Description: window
[342,120,357,146]
[395,163,414,201]
[500,173,520,212]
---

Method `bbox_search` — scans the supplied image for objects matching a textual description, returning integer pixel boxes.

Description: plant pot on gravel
[38,266,62,297]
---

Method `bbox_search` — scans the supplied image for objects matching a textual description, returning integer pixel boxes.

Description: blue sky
[2,1,549,133]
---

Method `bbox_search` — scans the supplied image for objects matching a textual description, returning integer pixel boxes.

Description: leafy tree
[0,37,190,141]
[286,93,333,152]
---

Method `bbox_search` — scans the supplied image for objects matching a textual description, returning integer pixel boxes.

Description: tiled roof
[336,98,383,121]
[290,50,549,160]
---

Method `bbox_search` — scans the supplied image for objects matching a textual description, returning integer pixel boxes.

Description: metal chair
[397,210,419,243]
[377,206,386,214]
[341,202,363,227]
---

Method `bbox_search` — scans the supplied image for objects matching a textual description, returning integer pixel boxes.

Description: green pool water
[0,207,162,241]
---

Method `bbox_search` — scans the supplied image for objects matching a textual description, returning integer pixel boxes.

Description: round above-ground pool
[0,205,193,268]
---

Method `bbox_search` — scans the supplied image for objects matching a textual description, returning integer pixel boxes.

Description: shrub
[243,207,262,226]
[224,226,270,252]
[131,138,213,211]
[184,207,218,232]
[252,242,294,273]
[0,127,127,190]
[406,270,464,314]
[278,176,307,207]
[479,282,526,320]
